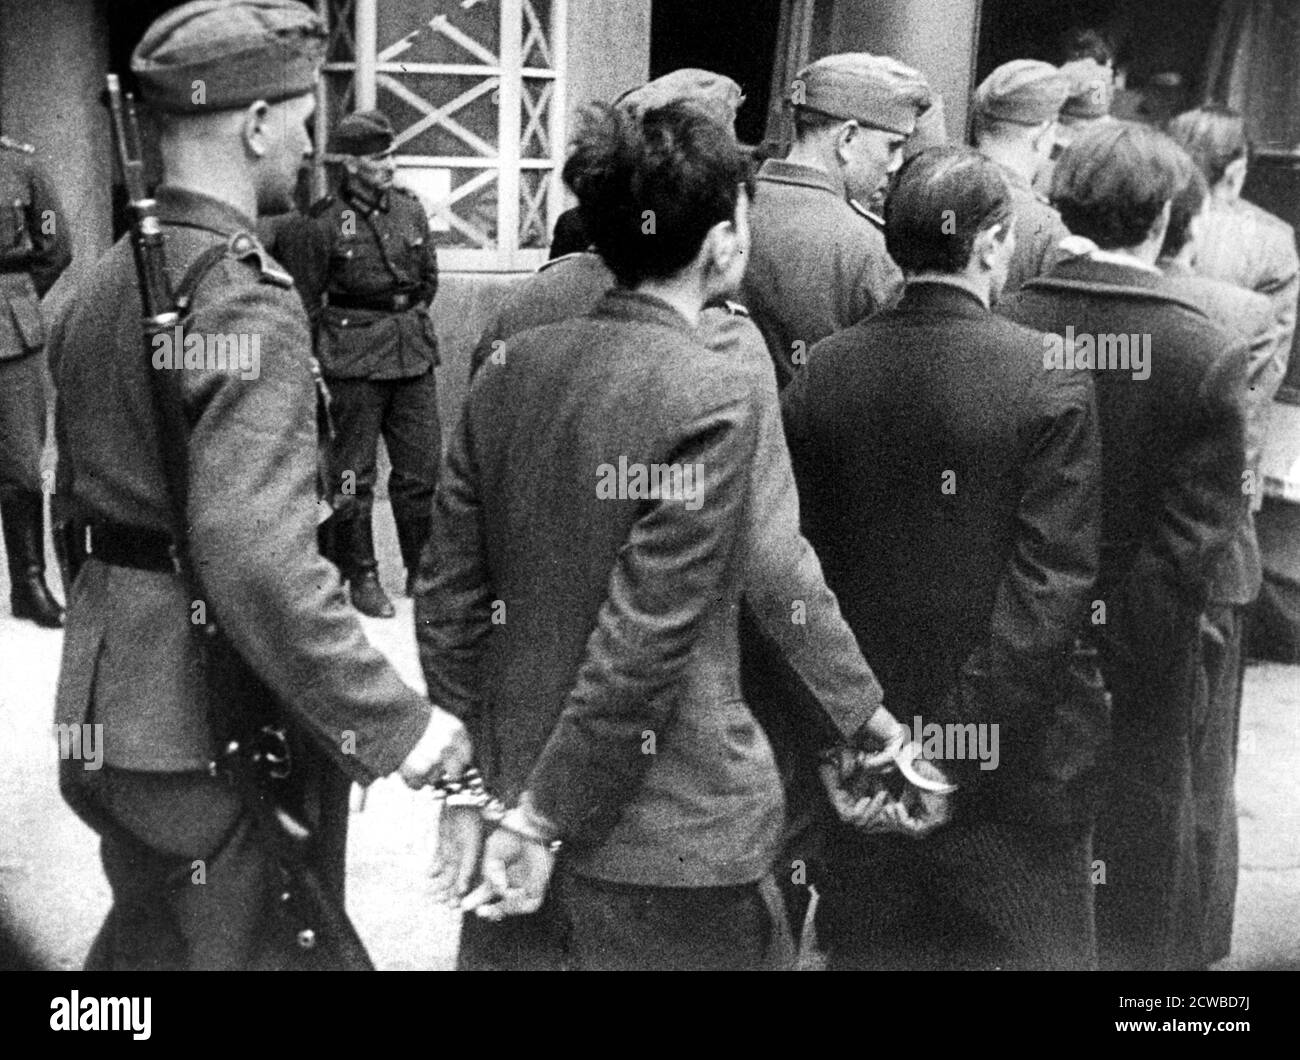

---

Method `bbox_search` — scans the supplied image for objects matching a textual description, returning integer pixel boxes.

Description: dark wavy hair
[885,146,1013,274]
[562,102,753,287]
[1051,121,1184,249]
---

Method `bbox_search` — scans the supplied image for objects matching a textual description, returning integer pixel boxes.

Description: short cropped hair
[885,146,1013,274]
[1160,146,1209,259]
[792,106,846,140]
[1166,105,1249,187]
[1050,121,1184,249]
[563,102,753,287]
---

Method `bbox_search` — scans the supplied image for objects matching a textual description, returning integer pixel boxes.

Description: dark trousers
[0,351,46,493]
[60,750,353,971]
[1193,603,1245,964]
[324,370,440,571]
[818,818,1097,970]
[1093,561,1204,971]
[458,868,781,971]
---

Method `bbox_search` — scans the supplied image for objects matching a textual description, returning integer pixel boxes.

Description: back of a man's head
[1166,104,1248,188]
[1051,121,1184,249]
[562,102,751,288]
[886,146,1012,274]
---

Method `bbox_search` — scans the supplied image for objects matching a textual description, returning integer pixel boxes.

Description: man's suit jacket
[416,289,885,889]
[1002,257,1248,970]
[1161,259,1283,604]
[783,281,1102,807]
[1194,197,1298,379]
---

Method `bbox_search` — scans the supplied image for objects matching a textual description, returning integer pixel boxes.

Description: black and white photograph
[0,0,1297,1033]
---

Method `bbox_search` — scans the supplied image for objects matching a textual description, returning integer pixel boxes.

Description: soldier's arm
[412,199,439,308]
[182,271,432,783]
[523,388,759,845]
[414,386,494,721]
[24,156,71,297]
[1258,226,1298,374]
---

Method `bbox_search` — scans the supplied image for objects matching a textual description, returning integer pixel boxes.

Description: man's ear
[1223,154,1248,194]
[835,120,858,164]
[973,222,1003,270]
[1148,198,1173,247]
[704,217,740,276]
[1031,119,1056,156]
[241,100,271,159]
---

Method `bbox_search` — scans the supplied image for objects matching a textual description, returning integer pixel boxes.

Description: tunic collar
[343,178,391,214]
[756,158,838,197]
[155,185,257,237]
[593,288,697,333]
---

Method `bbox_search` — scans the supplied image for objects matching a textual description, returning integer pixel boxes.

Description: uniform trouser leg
[1194,603,1243,964]
[59,760,277,970]
[381,369,440,582]
[321,376,384,578]
[0,351,62,626]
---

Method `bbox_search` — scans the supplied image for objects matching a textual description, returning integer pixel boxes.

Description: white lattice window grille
[317,0,567,272]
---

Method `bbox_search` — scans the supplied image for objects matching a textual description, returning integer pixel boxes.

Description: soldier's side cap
[132,0,326,115]
[331,109,396,156]
[792,53,932,136]
[616,69,743,129]
[974,60,1070,125]
[1060,58,1114,119]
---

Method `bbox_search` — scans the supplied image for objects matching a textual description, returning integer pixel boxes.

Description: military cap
[132,0,326,114]
[616,69,744,129]
[331,110,397,156]
[974,60,1070,125]
[791,53,932,136]
[1060,58,1113,120]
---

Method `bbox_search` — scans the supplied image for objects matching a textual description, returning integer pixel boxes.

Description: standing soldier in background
[0,131,71,627]
[274,109,441,619]
[49,0,469,970]
[971,61,1072,295]
[741,54,931,388]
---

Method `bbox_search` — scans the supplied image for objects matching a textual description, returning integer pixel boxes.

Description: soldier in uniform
[972,60,1073,295]
[1034,58,1114,199]
[741,54,931,388]
[0,130,71,627]
[48,0,469,970]
[273,110,441,618]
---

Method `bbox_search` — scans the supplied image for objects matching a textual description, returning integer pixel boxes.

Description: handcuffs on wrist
[429,768,563,852]
[821,728,958,796]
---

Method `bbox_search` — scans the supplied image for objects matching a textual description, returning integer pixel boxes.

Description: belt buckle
[392,293,410,311]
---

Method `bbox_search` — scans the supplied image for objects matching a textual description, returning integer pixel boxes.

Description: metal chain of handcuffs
[430,769,563,853]
[819,727,960,798]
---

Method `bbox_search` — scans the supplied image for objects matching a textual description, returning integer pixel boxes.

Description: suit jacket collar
[156,185,256,237]
[594,288,696,333]
[1025,254,1210,318]
[898,278,990,318]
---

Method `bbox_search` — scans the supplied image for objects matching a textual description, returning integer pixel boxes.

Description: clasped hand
[819,742,954,838]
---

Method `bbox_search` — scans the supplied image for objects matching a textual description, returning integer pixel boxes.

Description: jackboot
[393,507,431,598]
[2,491,64,628]
[344,511,394,619]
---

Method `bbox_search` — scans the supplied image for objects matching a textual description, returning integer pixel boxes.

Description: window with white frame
[317,0,567,272]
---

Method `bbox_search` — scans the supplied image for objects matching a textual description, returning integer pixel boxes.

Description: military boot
[2,491,65,628]
[393,506,431,598]
[344,511,394,619]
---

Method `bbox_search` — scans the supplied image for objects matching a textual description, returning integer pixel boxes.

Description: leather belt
[84,521,182,574]
[328,291,416,313]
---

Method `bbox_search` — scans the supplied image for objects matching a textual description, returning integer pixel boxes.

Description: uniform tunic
[741,158,903,388]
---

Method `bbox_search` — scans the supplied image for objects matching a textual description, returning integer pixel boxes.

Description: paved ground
[1,516,1298,970]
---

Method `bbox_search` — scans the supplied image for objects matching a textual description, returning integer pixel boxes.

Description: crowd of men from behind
[2,0,1293,971]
